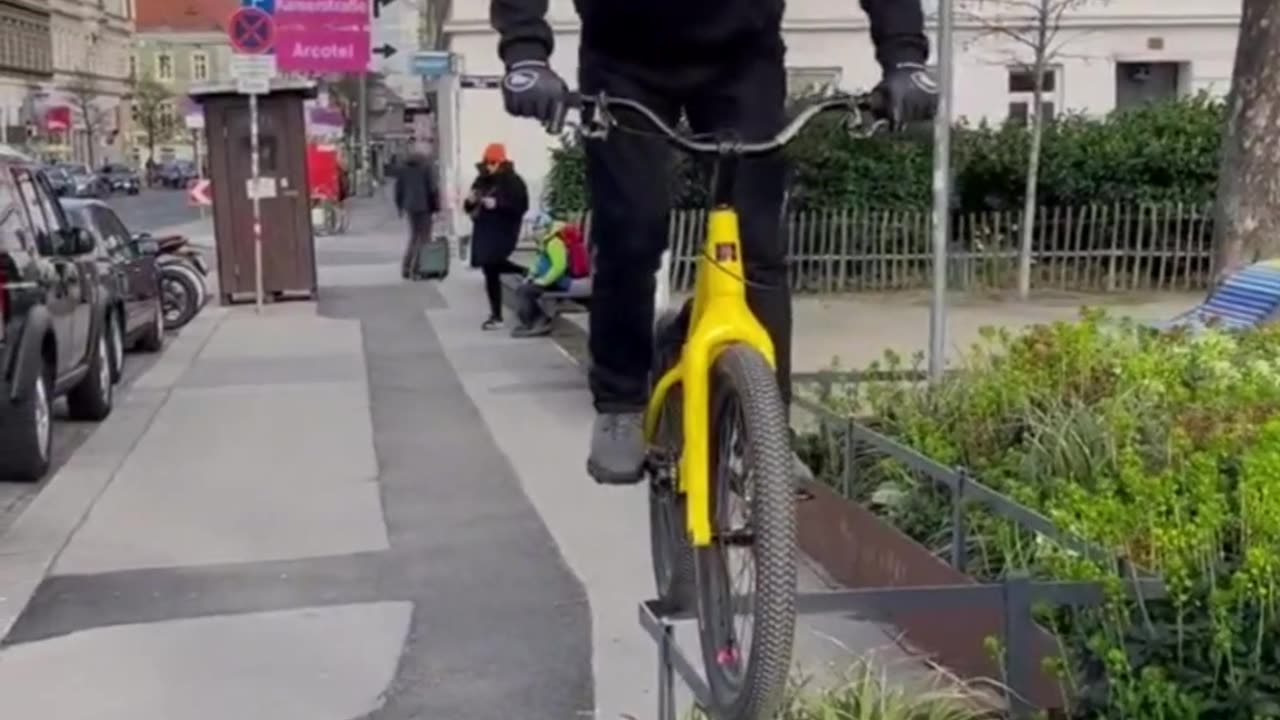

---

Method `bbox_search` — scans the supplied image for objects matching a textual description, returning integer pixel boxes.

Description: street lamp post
[928,0,956,381]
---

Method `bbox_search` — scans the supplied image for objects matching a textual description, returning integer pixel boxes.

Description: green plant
[687,658,1001,720]
[799,314,1280,718]
[542,95,1226,215]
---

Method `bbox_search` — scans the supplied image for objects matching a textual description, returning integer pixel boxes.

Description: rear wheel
[160,266,200,330]
[694,344,796,720]
[136,297,165,352]
[67,330,113,421]
[648,308,695,614]
[106,309,124,383]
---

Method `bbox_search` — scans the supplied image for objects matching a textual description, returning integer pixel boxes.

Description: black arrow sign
[372,0,395,19]
[373,44,397,59]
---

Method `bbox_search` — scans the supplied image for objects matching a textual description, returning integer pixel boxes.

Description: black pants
[402,211,431,275]
[481,260,526,319]
[581,48,790,412]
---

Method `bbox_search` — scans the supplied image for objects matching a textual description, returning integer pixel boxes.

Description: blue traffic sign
[228,7,274,55]
[241,0,275,12]
[411,51,452,78]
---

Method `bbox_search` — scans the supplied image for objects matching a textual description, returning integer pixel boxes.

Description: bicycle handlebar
[544,91,888,156]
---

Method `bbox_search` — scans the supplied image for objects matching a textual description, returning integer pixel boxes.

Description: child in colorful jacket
[513,215,584,337]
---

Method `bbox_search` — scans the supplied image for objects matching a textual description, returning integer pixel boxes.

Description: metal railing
[637,371,1166,720]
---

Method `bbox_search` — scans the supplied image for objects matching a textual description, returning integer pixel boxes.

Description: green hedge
[543,95,1224,214]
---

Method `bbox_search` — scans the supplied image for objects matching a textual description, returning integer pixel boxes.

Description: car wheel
[0,361,53,483]
[137,297,165,352]
[107,310,125,383]
[67,330,113,421]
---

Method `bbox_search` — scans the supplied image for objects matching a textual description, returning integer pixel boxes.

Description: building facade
[437,0,1241,214]
[0,0,55,146]
[46,0,134,165]
[130,0,237,166]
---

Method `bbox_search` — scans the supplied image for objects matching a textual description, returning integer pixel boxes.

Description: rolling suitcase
[413,237,450,280]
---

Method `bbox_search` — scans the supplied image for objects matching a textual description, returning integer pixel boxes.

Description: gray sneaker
[587,412,647,485]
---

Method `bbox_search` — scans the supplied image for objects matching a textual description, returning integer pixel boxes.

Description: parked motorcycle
[146,234,210,330]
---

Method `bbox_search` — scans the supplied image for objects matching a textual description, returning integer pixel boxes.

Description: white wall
[443,2,1240,213]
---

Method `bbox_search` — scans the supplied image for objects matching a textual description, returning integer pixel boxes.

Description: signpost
[188,178,212,206]
[229,5,277,313]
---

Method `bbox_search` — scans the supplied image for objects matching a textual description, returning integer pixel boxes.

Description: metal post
[928,0,956,381]
[1002,572,1033,719]
[250,91,263,313]
[358,72,370,196]
[951,470,968,571]
[657,622,676,720]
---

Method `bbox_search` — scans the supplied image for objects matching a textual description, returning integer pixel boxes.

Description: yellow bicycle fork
[644,208,775,547]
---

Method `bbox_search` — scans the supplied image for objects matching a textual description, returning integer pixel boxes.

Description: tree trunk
[1017,77,1046,299]
[1211,0,1280,283]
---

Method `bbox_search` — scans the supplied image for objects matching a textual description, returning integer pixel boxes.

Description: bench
[501,274,593,322]
[1163,260,1280,331]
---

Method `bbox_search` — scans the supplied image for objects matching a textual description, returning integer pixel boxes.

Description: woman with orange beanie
[464,142,529,329]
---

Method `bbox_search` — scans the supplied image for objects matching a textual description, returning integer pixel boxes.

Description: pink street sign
[276,27,371,72]
[273,0,369,28]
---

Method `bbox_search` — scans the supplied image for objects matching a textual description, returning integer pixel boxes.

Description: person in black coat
[394,151,440,278]
[465,142,529,329]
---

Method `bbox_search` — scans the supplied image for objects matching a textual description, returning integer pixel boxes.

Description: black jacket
[394,154,440,215]
[465,161,529,267]
[492,0,928,70]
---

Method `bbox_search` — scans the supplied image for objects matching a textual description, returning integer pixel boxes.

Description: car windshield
[61,164,89,175]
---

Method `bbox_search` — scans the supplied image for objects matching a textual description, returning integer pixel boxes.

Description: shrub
[543,95,1225,215]
[803,313,1280,718]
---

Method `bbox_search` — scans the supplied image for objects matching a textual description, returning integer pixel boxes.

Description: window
[13,170,51,251]
[91,206,132,258]
[128,53,136,79]
[0,172,27,252]
[191,52,208,81]
[1007,101,1056,126]
[1008,68,1056,93]
[156,53,173,81]
[785,67,842,96]
[1007,66,1061,125]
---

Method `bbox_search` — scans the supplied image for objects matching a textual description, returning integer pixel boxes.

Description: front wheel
[694,344,796,720]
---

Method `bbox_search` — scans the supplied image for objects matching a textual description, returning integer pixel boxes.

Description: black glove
[501,60,567,123]
[873,62,939,127]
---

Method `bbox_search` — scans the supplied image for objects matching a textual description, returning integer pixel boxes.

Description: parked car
[155,160,196,189]
[58,163,107,198]
[97,163,140,195]
[0,156,116,483]
[43,165,71,196]
[61,199,165,379]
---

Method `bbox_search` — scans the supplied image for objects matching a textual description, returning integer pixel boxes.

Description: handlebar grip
[543,92,583,135]
[862,90,891,120]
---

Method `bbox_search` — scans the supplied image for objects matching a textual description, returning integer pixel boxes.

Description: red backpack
[560,223,590,278]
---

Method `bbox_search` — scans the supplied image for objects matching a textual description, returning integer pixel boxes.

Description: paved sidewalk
[0,204,592,719]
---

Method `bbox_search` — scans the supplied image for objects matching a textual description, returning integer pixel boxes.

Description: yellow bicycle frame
[644,207,775,547]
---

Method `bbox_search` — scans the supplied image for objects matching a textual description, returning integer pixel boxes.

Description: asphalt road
[106,188,200,233]
[0,346,160,538]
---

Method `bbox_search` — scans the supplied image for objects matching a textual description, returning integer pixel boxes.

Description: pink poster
[273,0,369,29]
[276,27,371,73]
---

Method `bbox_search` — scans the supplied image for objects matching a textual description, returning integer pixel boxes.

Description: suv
[0,149,115,483]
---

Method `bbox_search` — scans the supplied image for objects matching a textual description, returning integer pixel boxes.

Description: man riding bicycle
[492,0,939,484]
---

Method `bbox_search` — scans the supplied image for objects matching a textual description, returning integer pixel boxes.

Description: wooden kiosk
[191,81,318,304]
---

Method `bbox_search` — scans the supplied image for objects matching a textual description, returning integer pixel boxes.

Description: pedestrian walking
[394,150,441,279]
[465,143,529,330]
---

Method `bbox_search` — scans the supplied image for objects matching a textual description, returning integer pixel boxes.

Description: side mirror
[135,237,160,255]
[61,227,95,255]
